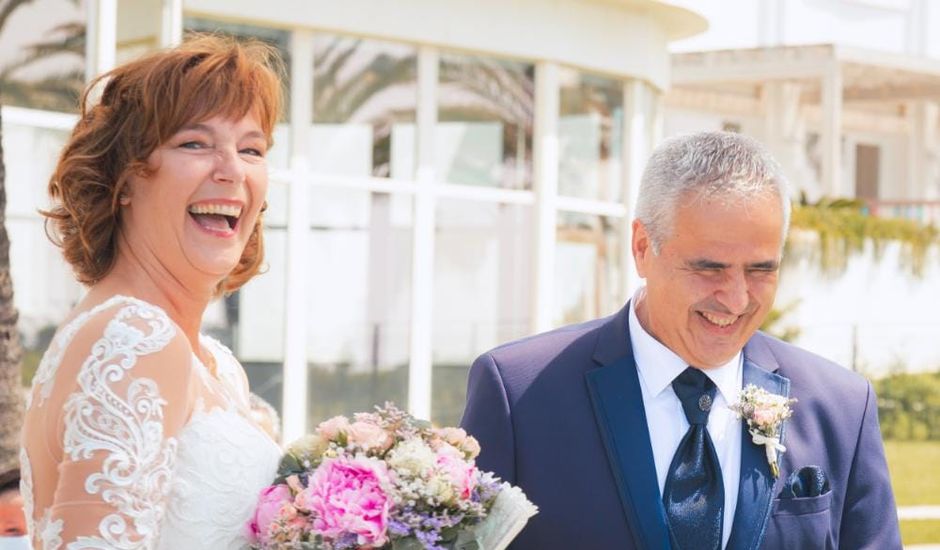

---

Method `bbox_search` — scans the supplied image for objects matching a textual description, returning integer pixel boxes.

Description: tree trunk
[0,105,24,473]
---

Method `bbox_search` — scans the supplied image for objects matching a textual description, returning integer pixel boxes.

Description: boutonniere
[730,385,797,478]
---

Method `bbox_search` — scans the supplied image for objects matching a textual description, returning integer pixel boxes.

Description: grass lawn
[885,440,940,545]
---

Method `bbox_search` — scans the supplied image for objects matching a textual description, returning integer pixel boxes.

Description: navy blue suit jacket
[460,303,901,550]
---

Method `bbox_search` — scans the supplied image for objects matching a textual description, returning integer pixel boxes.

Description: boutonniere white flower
[730,385,797,478]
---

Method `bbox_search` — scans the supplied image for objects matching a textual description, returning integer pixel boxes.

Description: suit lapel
[727,337,791,550]
[585,303,671,550]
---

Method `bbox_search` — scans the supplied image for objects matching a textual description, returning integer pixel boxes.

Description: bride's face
[121,113,269,287]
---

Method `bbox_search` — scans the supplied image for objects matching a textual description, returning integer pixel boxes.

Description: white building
[1,0,703,439]
[663,0,940,378]
[667,0,940,218]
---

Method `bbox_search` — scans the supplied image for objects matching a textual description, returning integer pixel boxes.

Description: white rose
[387,438,437,476]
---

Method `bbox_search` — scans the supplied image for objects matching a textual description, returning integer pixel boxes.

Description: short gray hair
[635,131,791,253]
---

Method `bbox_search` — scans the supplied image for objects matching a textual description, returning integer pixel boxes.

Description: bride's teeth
[188,204,242,217]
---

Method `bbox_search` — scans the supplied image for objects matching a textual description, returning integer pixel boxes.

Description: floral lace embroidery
[62,300,178,549]
[27,297,129,410]
[19,447,35,537]
[38,509,64,550]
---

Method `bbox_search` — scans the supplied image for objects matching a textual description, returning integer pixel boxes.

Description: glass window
[0,0,86,112]
[312,36,417,178]
[239,228,288,415]
[432,199,532,425]
[4,121,81,386]
[305,189,414,424]
[554,212,624,326]
[438,53,534,190]
[558,68,624,201]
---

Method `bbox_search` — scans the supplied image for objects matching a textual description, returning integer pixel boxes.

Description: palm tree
[0,20,84,111]
[0,104,23,473]
[0,0,82,471]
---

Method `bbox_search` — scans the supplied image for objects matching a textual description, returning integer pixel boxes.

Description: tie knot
[672,367,717,425]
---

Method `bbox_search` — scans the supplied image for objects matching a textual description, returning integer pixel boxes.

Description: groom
[460,132,901,549]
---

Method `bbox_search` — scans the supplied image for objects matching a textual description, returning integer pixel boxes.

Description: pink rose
[346,421,393,452]
[245,484,293,545]
[752,409,775,429]
[300,456,391,547]
[317,415,350,440]
[433,427,481,459]
[436,444,478,501]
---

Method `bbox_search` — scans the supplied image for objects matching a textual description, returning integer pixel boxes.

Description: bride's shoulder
[28,295,193,411]
[60,294,183,358]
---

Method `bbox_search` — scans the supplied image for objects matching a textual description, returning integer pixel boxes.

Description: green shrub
[875,371,940,441]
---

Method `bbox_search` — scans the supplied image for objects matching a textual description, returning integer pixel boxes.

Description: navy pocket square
[779,465,830,499]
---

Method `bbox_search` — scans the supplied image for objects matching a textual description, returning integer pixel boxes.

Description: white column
[906,0,927,56]
[530,61,559,334]
[762,82,803,184]
[281,29,314,443]
[160,0,183,47]
[907,100,938,201]
[762,82,781,151]
[621,79,649,299]
[821,63,844,197]
[925,102,940,201]
[86,0,117,81]
[407,46,438,421]
[757,0,785,47]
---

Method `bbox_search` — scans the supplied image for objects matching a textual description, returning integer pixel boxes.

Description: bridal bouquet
[246,403,537,550]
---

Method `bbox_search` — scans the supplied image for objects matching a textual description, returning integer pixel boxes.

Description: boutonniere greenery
[730,385,797,478]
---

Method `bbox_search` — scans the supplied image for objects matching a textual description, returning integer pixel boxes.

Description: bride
[20,35,284,549]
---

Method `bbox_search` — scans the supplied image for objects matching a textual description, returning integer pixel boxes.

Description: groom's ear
[632,219,652,278]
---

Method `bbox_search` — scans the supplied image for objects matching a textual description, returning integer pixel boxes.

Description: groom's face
[633,190,784,369]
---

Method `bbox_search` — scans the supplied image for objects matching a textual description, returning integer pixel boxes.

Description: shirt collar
[628,288,742,403]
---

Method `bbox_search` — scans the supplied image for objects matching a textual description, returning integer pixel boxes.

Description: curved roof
[606,0,708,41]
[187,0,707,89]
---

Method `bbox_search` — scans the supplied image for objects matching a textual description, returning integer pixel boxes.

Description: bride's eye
[179,141,208,150]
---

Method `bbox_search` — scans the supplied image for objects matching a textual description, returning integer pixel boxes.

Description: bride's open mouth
[188,202,243,236]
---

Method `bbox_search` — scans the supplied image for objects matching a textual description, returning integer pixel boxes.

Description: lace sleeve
[43,300,198,550]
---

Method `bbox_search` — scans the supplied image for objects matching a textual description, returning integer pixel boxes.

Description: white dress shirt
[628,292,742,549]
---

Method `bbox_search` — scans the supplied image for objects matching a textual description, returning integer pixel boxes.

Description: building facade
[1,0,703,440]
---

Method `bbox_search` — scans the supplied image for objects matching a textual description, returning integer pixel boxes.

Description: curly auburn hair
[43,34,284,294]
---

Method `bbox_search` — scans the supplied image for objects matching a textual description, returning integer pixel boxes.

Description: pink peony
[346,421,393,452]
[246,484,293,545]
[317,415,351,440]
[436,444,478,501]
[300,456,391,547]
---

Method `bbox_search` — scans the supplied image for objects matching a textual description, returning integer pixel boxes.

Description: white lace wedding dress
[20,295,282,549]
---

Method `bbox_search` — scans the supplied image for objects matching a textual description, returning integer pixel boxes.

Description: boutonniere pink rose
[730,385,797,478]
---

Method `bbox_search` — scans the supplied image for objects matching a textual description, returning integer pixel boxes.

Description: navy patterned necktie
[662,367,724,550]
